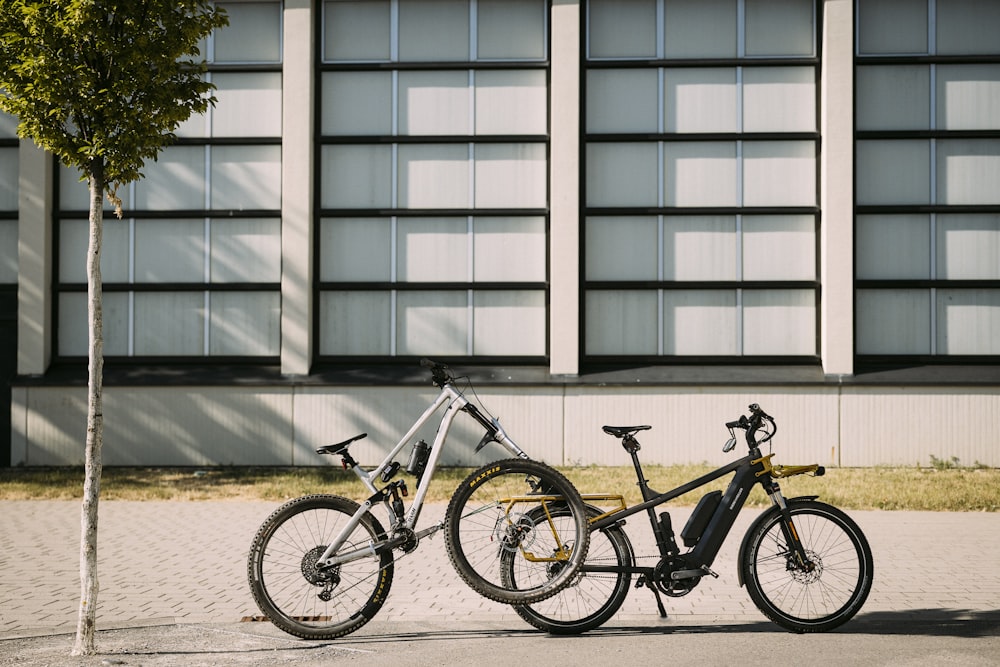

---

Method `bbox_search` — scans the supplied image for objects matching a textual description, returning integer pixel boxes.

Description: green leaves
[0,0,229,203]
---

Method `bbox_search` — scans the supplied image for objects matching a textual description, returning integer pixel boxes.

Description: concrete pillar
[280,0,315,376]
[820,0,855,377]
[17,141,52,376]
[549,0,581,376]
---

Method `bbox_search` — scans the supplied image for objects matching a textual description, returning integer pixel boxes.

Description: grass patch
[1,464,998,511]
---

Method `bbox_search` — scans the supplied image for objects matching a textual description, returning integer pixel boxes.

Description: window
[856,0,1000,359]
[317,0,549,360]
[0,110,17,285]
[54,1,283,360]
[584,0,819,360]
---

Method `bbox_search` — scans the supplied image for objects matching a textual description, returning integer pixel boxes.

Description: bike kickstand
[639,577,669,619]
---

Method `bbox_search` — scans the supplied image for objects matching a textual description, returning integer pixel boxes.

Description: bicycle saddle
[316,433,367,455]
[602,425,652,438]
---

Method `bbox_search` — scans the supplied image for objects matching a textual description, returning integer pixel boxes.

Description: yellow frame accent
[498,493,627,563]
[752,453,821,479]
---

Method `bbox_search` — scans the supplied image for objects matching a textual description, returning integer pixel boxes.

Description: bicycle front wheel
[741,499,873,633]
[444,459,590,604]
[505,505,633,634]
[247,494,394,640]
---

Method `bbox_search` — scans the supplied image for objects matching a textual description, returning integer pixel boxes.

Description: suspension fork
[764,480,814,571]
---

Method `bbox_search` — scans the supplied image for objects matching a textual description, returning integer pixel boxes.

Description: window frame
[582,0,822,365]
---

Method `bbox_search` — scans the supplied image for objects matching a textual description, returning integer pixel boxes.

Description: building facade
[4,0,999,469]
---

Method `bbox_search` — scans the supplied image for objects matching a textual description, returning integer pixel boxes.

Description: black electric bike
[505,404,873,634]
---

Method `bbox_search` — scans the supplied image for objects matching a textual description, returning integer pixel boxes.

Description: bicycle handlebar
[726,403,777,449]
[420,358,453,387]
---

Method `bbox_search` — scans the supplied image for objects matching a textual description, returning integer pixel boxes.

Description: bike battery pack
[681,490,722,547]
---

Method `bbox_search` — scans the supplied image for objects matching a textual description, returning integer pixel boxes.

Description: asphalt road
[3,613,999,667]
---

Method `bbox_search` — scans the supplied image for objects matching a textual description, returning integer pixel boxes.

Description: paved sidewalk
[1,500,999,640]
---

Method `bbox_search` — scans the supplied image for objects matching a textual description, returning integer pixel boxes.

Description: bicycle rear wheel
[741,499,873,633]
[444,459,590,604]
[247,494,393,640]
[505,505,633,634]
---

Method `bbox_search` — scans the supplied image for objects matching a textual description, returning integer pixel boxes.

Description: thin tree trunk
[72,159,105,657]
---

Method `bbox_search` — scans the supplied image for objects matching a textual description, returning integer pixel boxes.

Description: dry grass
[1,464,997,511]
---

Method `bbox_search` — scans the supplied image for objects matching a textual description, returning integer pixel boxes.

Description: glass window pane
[324,0,390,62]
[743,141,815,207]
[856,214,930,280]
[135,219,205,283]
[134,292,205,355]
[475,143,546,209]
[856,289,931,354]
[320,217,392,282]
[742,67,815,133]
[856,65,930,131]
[475,70,547,135]
[586,216,659,280]
[937,214,1000,280]
[664,68,737,133]
[588,69,659,133]
[399,71,471,135]
[59,292,129,356]
[211,218,281,283]
[478,0,545,60]
[745,0,813,57]
[215,2,282,63]
[473,290,545,355]
[321,145,392,209]
[937,289,1000,354]
[585,290,658,354]
[209,291,280,355]
[397,291,468,355]
[665,141,738,207]
[211,145,281,210]
[663,290,737,355]
[0,220,16,284]
[473,216,546,282]
[742,216,815,281]
[663,216,737,281]
[398,144,470,208]
[319,291,391,354]
[937,139,1000,206]
[857,0,927,55]
[322,72,393,135]
[212,72,282,137]
[856,140,930,205]
[743,289,815,356]
[0,147,17,210]
[398,0,469,62]
[398,217,469,282]
[937,65,1000,131]
[0,110,17,137]
[663,0,737,59]
[937,0,1000,56]
[59,163,132,212]
[59,219,131,283]
[135,146,205,210]
[588,0,657,59]
[586,143,659,207]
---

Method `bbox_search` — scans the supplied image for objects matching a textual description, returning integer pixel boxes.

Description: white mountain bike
[247,359,590,639]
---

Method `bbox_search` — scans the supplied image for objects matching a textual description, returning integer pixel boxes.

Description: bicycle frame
[586,445,809,578]
[315,380,528,570]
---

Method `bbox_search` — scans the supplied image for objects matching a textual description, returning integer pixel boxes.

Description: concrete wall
[11,384,999,468]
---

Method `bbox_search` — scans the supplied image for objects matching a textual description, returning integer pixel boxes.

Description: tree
[0,1,227,655]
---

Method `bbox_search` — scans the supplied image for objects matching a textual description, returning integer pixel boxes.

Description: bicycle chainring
[653,556,700,597]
